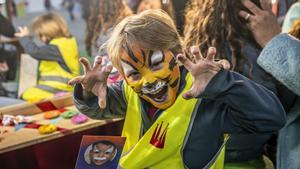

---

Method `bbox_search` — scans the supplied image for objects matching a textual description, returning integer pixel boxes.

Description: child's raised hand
[68,56,113,109]
[176,46,230,99]
[14,26,30,38]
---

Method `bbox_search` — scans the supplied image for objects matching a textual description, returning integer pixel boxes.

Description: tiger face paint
[121,47,180,109]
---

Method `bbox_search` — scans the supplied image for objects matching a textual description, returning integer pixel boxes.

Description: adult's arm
[257,34,300,96]
[0,35,19,43]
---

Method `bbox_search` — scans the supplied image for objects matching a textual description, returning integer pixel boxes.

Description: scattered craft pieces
[44,110,60,119]
[61,111,78,119]
[14,115,33,124]
[57,108,68,113]
[1,114,34,134]
[2,114,33,126]
[2,115,15,126]
[71,114,88,124]
[38,124,57,134]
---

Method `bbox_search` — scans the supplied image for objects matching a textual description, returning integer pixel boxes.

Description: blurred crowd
[0,0,300,169]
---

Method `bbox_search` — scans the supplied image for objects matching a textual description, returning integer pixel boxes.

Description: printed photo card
[75,135,126,169]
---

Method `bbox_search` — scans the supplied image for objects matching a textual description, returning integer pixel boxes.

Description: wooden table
[0,106,124,154]
[0,95,124,169]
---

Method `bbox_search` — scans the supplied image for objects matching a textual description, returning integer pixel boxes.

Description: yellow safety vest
[22,37,79,102]
[120,73,228,169]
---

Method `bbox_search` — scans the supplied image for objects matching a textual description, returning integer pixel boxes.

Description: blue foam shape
[15,123,27,131]
[49,116,62,124]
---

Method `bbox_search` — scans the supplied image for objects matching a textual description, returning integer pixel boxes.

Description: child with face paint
[70,9,286,169]
[87,141,118,167]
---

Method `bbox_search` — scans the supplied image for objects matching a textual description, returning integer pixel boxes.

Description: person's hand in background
[0,62,9,72]
[239,0,281,47]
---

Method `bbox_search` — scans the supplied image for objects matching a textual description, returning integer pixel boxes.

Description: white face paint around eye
[93,147,100,153]
[105,146,115,154]
[121,61,136,76]
[151,50,164,65]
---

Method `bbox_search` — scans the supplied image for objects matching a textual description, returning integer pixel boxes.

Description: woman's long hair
[290,19,300,40]
[85,0,132,56]
[184,0,262,74]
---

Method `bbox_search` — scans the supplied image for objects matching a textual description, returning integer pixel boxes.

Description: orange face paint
[121,48,180,109]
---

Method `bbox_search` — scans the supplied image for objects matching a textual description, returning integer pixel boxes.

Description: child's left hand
[176,46,230,99]
[14,26,30,38]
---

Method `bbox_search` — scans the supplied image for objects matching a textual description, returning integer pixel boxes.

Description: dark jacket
[73,68,286,168]
[223,40,296,162]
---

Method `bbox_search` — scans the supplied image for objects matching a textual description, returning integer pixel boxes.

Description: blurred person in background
[126,0,189,34]
[0,0,24,106]
[77,0,94,23]
[15,13,80,102]
[184,0,296,168]
[239,1,300,168]
[61,0,75,21]
[126,0,141,13]
[0,0,13,97]
[171,0,189,35]
[137,0,174,19]
[44,0,52,11]
[85,0,132,85]
[0,0,22,97]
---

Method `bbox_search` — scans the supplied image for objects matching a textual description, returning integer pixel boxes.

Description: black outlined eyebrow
[141,50,146,65]
[120,59,138,71]
[125,44,139,63]
[168,56,176,70]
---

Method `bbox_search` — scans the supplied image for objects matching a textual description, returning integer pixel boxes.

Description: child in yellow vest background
[15,13,79,102]
[70,10,286,168]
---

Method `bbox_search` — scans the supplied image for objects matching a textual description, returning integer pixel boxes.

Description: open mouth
[142,83,168,103]
[93,157,107,164]
[94,157,107,160]
[151,85,168,102]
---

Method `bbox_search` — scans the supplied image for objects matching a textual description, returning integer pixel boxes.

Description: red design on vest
[150,121,169,149]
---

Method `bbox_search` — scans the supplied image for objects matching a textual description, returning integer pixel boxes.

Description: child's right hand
[68,56,113,109]
[15,26,30,38]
